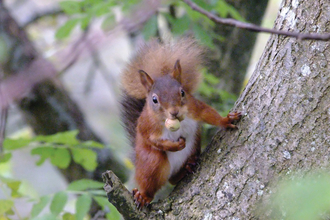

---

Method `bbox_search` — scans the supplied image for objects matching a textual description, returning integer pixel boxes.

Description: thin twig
[58,27,90,76]
[0,103,8,154]
[182,0,330,41]
[0,107,8,155]
[22,8,63,28]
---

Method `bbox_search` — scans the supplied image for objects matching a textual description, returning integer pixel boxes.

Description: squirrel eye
[180,89,185,97]
[152,95,158,104]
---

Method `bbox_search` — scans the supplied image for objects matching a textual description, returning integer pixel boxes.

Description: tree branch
[103,170,175,219]
[22,8,63,28]
[102,170,146,220]
[182,0,330,41]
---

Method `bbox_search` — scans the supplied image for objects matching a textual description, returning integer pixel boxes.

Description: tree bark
[0,3,128,182]
[160,0,330,219]
[208,0,269,96]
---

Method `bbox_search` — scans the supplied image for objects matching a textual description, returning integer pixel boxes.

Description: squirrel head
[138,60,188,121]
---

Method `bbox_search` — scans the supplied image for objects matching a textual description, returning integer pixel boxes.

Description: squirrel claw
[132,188,151,209]
[227,112,242,121]
[225,111,242,129]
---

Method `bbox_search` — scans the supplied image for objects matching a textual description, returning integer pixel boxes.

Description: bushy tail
[120,91,145,148]
[121,37,205,99]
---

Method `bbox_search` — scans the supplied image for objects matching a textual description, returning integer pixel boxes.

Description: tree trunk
[208,0,269,96]
[162,0,330,219]
[0,3,128,182]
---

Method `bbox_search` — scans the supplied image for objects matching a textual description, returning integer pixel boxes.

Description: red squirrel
[120,38,241,208]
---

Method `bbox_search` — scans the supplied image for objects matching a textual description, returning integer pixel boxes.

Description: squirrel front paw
[166,137,186,152]
[177,137,186,150]
[132,188,152,209]
[224,112,242,129]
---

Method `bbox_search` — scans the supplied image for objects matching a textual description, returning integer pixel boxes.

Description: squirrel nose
[170,110,179,118]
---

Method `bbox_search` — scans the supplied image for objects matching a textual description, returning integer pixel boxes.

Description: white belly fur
[161,117,199,177]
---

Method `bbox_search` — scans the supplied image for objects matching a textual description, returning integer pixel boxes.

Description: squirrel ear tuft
[139,70,154,92]
[172,59,182,83]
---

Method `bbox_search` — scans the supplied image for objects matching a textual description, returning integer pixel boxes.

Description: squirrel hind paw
[132,188,152,209]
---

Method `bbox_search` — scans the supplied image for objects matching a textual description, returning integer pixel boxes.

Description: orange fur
[120,38,241,208]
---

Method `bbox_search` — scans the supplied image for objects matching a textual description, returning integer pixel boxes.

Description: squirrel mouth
[166,115,185,122]
[177,115,185,122]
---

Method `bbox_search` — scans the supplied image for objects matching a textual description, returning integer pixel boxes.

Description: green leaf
[59,1,82,15]
[215,0,229,18]
[0,177,22,198]
[227,5,245,21]
[0,152,12,163]
[204,72,220,85]
[91,2,112,17]
[50,191,68,216]
[93,196,121,219]
[214,0,245,21]
[183,4,202,22]
[55,19,79,39]
[75,194,92,220]
[192,0,213,11]
[87,190,106,196]
[80,15,91,30]
[101,14,115,31]
[142,15,158,40]
[31,213,58,220]
[3,138,31,150]
[31,147,55,166]
[50,148,71,169]
[0,200,14,215]
[93,196,111,210]
[34,130,80,145]
[71,148,97,171]
[31,196,51,218]
[63,212,76,220]
[80,140,104,149]
[67,179,104,191]
[6,180,22,198]
[193,24,214,49]
[171,15,191,36]
[198,82,213,97]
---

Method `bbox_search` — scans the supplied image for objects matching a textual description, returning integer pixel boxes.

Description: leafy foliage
[0,200,14,216]
[162,0,245,48]
[0,130,120,219]
[55,0,244,49]
[55,0,142,39]
[31,195,51,218]
[0,174,120,220]
[198,69,237,115]
[3,130,102,171]
[0,177,22,219]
